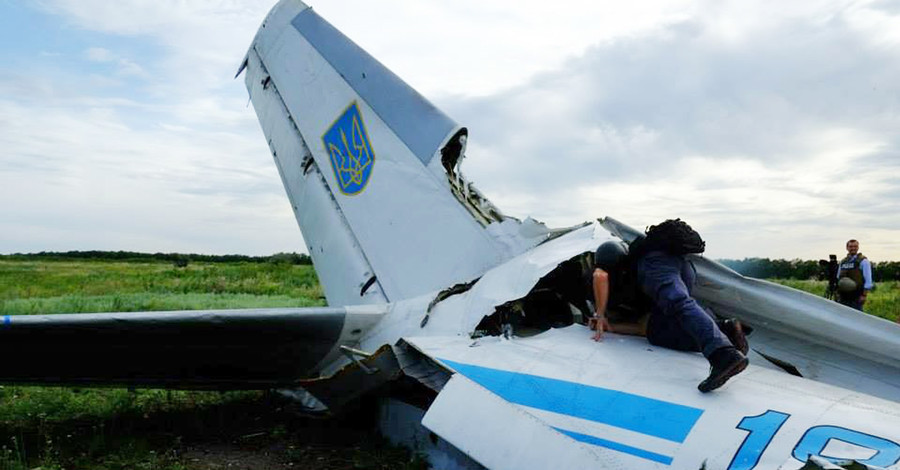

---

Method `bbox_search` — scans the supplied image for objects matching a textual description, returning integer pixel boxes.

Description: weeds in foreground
[0,391,428,470]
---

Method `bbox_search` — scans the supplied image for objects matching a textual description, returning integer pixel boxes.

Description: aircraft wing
[404,327,900,470]
[0,306,384,389]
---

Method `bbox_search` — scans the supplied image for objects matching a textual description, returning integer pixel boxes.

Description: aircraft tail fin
[242,1,550,305]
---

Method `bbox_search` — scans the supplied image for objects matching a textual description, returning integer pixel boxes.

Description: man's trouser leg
[638,251,732,359]
[838,292,863,311]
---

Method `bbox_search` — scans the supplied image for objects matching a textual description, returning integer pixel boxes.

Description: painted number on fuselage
[728,411,790,470]
[727,411,900,469]
[792,426,900,468]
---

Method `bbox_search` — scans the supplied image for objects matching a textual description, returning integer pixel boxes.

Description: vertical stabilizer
[243,1,545,305]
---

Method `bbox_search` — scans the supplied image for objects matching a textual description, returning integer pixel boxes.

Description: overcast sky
[1,0,898,260]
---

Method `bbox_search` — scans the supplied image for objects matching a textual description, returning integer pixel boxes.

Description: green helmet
[837,277,858,293]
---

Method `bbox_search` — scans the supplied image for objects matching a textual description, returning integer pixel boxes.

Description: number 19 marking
[727,410,900,469]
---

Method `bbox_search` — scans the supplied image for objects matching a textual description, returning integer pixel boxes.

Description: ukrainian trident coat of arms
[322,102,375,194]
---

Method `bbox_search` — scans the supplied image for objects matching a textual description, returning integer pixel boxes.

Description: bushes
[719,258,900,282]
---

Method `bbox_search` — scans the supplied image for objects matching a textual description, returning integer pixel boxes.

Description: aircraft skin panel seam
[300,149,389,303]
[290,9,457,167]
[248,47,389,304]
[438,358,704,443]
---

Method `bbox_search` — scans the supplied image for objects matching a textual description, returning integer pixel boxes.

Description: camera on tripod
[818,254,838,300]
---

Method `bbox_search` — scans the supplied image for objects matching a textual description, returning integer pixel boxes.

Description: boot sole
[698,356,749,393]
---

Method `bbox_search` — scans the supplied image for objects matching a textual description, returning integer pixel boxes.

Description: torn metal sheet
[799,455,888,470]
[393,340,451,393]
[295,344,402,414]
[455,223,611,333]
[426,278,480,314]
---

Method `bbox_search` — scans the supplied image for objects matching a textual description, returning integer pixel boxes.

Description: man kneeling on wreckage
[588,219,749,393]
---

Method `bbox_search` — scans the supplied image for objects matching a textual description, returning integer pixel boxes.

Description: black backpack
[638,219,706,256]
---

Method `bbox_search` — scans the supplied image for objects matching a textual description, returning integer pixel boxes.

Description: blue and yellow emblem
[322,102,375,195]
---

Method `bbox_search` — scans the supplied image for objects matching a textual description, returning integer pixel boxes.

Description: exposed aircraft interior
[473,253,594,338]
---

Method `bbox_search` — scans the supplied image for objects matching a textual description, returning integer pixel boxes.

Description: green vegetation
[0,258,425,470]
[770,279,899,322]
[0,259,325,314]
[720,258,900,282]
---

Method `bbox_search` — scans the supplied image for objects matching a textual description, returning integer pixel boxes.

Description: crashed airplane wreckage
[2,1,900,469]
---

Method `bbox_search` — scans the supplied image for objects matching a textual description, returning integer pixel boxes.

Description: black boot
[718,319,749,355]
[698,347,748,393]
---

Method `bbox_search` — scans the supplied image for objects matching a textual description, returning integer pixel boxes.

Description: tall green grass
[770,279,899,322]
[0,260,325,314]
[0,259,331,470]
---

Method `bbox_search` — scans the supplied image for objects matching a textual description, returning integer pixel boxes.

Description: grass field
[0,259,324,315]
[770,279,899,322]
[0,259,424,470]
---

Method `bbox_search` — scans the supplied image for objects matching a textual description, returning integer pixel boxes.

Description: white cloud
[85,47,114,62]
[38,0,271,96]
[3,0,899,261]
[115,58,147,77]
[83,46,148,78]
[439,0,900,260]
[0,97,295,255]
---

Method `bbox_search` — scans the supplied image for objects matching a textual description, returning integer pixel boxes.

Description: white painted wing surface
[406,327,900,470]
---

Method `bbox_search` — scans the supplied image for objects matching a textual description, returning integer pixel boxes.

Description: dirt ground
[176,415,425,470]
[171,396,428,470]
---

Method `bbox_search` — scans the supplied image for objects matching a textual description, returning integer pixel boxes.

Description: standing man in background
[836,239,873,311]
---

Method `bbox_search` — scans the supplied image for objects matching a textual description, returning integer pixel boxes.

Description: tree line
[719,258,900,282]
[0,250,312,265]
[3,251,898,281]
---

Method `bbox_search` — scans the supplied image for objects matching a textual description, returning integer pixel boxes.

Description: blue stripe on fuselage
[440,359,703,443]
[554,427,675,465]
